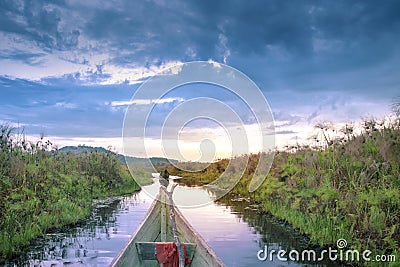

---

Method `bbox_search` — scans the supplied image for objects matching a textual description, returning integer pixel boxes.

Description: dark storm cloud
[79,0,400,66]
[0,0,80,51]
[76,0,314,64]
[79,0,219,64]
[195,1,313,55]
[309,0,400,70]
[2,0,399,74]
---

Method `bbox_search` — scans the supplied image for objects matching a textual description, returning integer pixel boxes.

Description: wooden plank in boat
[135,242,196,260]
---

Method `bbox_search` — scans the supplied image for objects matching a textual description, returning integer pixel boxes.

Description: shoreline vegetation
[0,126,140,263]
[166,116,400,266]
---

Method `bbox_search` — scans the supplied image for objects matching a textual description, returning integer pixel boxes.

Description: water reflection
[4,194,152,267]
[142,176,224,208]
[4,182,343,267]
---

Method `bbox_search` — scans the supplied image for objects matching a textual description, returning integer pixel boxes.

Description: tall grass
[0,125,140,262]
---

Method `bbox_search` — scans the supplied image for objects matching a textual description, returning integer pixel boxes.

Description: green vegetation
[168,116,400,265]
[161,160,228,186]
[0,126,140,262]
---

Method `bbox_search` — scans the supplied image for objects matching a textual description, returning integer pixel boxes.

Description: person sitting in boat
[161,169,170,179]
[160,169,170,187]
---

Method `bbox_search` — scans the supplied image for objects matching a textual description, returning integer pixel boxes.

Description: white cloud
[217,33,231,64]
[55,102,77,109]
[207,59,222,68]
[111,97,184,107]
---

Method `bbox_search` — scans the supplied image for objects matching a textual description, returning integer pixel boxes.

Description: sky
[1,0,399,160]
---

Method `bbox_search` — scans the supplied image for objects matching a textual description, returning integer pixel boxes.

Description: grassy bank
[0,126,140,262]
[168,117,400,266]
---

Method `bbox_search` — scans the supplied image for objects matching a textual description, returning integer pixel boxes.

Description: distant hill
[58,145,178,166]
[59,145,109,154]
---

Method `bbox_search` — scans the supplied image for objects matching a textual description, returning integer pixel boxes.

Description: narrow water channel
[4,182,343,266]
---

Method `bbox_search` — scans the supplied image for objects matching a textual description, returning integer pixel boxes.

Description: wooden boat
[110,187,225,267]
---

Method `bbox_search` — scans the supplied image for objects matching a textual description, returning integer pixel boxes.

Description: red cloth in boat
[155,242,191,267]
